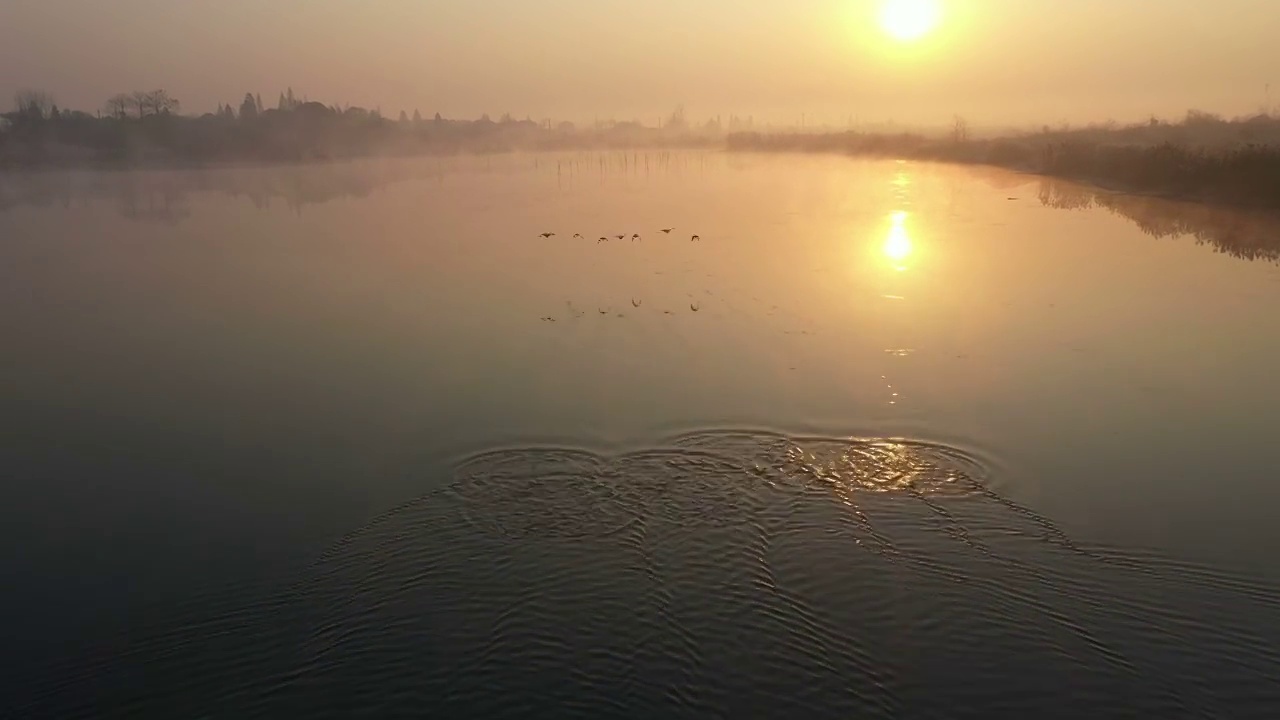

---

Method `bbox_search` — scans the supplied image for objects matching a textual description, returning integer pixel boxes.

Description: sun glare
[883,211,914,266]
[878,0,941,42]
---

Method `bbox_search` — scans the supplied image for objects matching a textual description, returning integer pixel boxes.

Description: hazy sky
[2,0,1277,128]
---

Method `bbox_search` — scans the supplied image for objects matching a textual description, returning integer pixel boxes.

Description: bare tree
[105,94,131,119]
[951,114,970,143]
[13,89,54,118]
[130,91,150,118]
[122,89,180,118]
[147,89,180,116]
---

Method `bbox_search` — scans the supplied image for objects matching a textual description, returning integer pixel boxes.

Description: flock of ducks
[539,299,700,322]
[538,228,701,242]
[533,227,706,321]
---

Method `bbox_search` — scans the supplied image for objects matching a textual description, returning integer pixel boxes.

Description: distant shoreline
[5,108,1280,212]
[724,123,1280,211]
[727,145,1277,211]
[4,144,1273,215]
[0,99,722,174]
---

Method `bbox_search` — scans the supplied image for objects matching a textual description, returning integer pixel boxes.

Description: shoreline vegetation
[3,88,1279,209]
[0,90,722,169]
[727,111,1280,210]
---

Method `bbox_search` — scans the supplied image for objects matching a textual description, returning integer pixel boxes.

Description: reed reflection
[1036,178,1280,263]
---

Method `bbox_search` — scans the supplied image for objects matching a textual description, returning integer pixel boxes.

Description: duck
[539,232,555,238]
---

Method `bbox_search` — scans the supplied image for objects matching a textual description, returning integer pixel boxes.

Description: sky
[2,0,1277,129]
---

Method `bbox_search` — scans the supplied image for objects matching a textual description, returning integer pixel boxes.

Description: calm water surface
[3,154,1280,717]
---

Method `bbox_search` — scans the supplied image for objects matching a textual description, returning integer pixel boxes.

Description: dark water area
[3,154,1280,717]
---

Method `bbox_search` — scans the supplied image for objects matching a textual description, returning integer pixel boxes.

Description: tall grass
[727,113,1280,209]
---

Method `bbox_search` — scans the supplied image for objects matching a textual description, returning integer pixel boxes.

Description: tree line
[1,87,721,168]
[104,90,180,119]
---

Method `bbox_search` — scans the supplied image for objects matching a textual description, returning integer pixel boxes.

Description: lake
[3,153,1280,718]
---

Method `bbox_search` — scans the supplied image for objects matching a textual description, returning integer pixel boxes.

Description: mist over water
[3,154,1280,717]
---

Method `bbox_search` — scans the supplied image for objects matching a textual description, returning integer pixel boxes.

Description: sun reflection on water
[882,210,914,270]
[780,438,975,510]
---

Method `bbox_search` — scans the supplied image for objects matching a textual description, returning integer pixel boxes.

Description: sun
[878,0,942,42]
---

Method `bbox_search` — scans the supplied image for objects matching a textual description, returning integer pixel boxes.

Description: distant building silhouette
[0,84,728,168]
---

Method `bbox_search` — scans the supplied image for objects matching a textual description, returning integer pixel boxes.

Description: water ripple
[17,429,1280,718]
